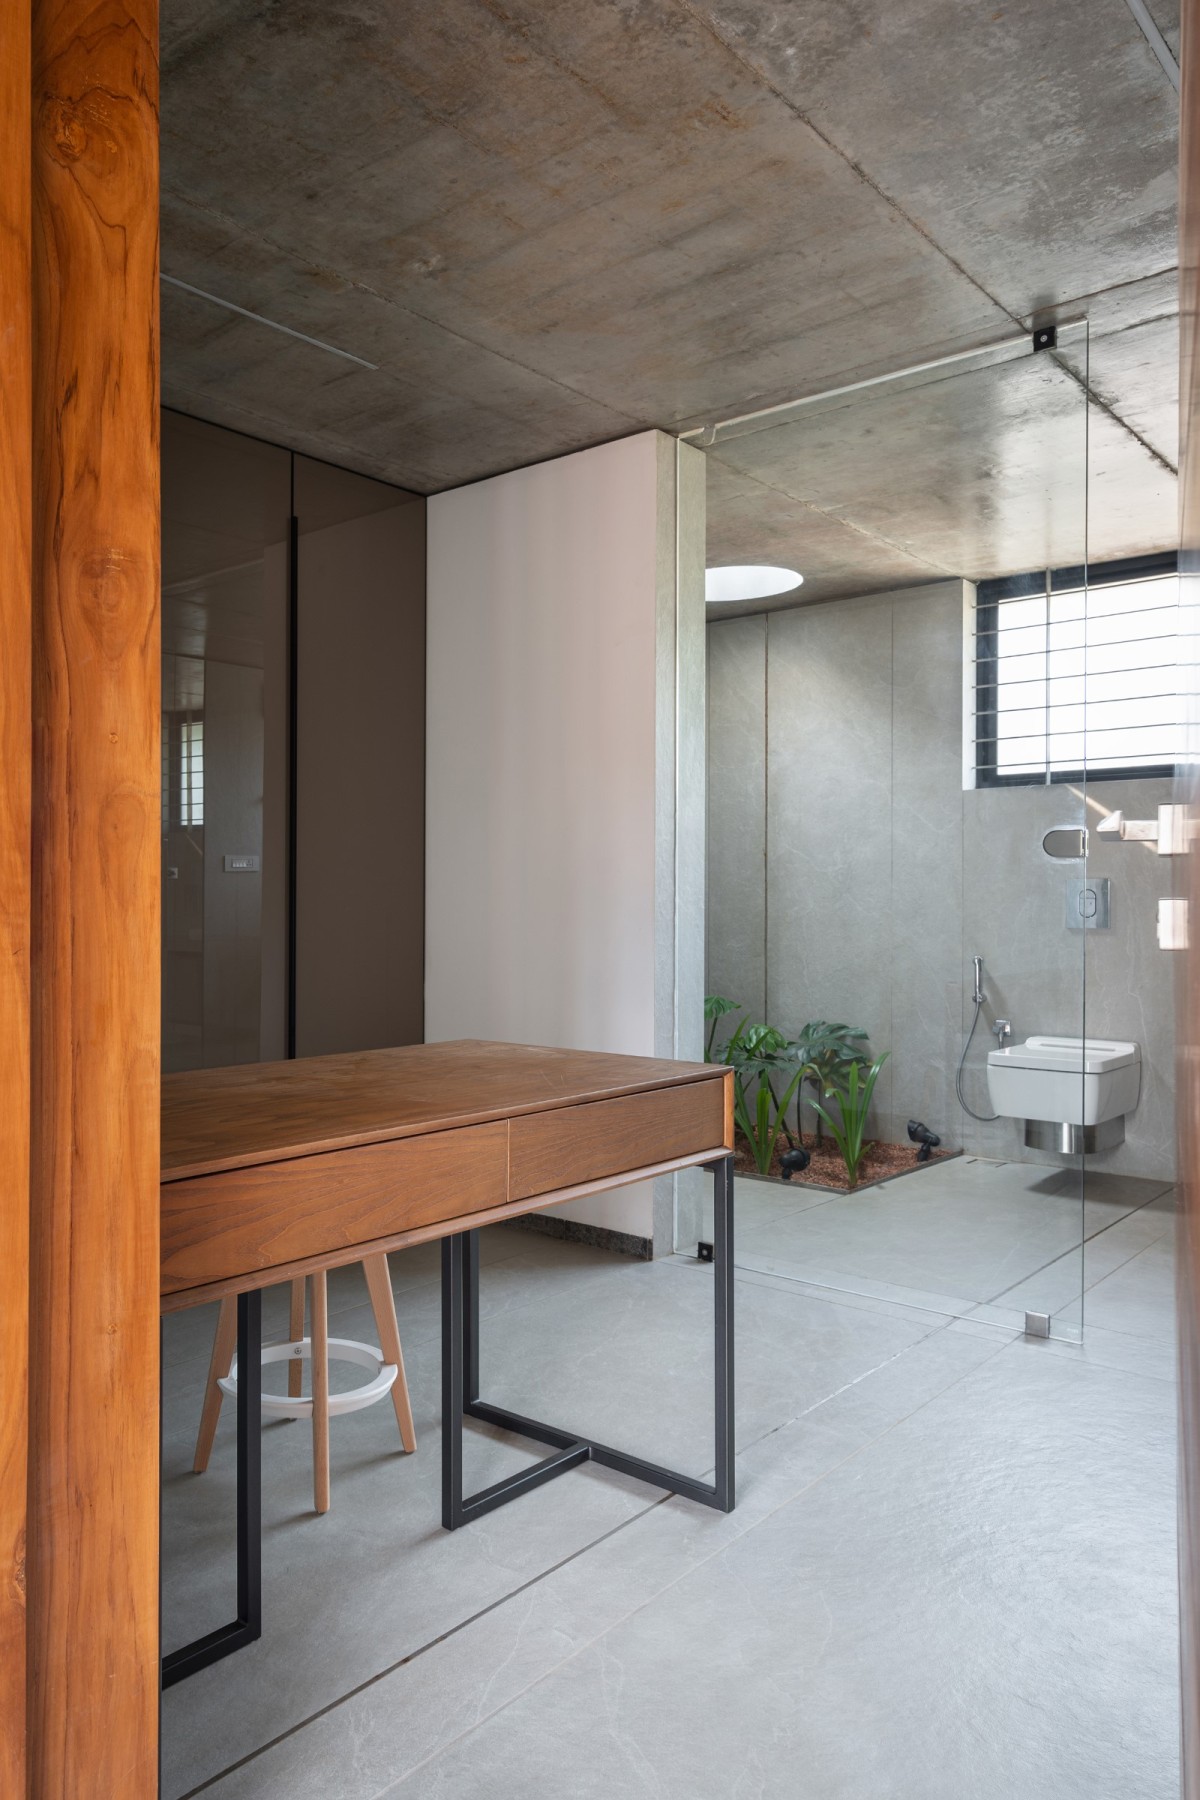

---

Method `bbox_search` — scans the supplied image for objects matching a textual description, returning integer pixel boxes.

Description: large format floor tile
[162,1228,945,1797]
[163,1207,1179,1800]
[735,1156,1172,1320]
[377,1344,1178,1800]
[1061,1217,1178,1341]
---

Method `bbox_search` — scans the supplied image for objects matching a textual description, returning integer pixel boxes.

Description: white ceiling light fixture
[705,565,803,604]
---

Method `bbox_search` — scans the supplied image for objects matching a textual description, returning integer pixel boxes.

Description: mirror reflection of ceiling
[704,334,1177,612]
[163,565,266,669]
[161,412,426,667]
[161,0,1180,605]
[161,412,282,668]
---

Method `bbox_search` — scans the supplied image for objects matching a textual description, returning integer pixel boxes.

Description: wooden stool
[193,1253,416,1514]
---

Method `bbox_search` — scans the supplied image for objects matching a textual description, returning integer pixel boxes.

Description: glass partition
[160,419,427,1074]
[159,414,291,1661]
[161,412,291,1071]
[160,415,427,1673]
[691,324,1125,1342]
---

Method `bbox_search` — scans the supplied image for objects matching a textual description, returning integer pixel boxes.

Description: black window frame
[974,550,1179,788]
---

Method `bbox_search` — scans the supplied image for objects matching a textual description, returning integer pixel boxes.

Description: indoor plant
[723,1022,811,1176]
[789,1020,870,1144]
[811,1053,890,1188]
[705,997,808,1175]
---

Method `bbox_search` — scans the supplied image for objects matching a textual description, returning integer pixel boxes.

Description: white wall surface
[426,430,705,1243]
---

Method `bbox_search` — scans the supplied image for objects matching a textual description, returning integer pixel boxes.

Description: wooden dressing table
[160,1040,736,1685]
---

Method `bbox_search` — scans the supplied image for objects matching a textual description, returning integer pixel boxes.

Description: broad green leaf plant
[704,997,882,1182]
[705,999,817,1177]
[811,1054,889,1188]
[704,994,742,1062]
[725,1024,811,1176]
[788,1021,870,1145]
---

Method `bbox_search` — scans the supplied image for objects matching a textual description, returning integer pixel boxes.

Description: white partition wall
[426,430,706,1250]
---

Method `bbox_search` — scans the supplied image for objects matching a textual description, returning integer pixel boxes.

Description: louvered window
[179,718,204,826]
[973,554,1179,785]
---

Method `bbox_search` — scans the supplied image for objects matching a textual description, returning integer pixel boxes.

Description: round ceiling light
[705,564,803,604]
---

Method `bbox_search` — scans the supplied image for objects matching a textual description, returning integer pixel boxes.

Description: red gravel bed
[733,1135,954,1192]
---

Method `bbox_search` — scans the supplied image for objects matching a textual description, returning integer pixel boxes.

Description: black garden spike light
[907,1120,941,1163]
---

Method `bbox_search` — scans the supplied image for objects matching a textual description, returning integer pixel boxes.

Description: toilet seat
[987,1036,1139,1076]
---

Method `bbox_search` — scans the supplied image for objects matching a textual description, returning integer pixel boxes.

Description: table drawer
[161,1120,508,1296]
[509,1078,727,1202]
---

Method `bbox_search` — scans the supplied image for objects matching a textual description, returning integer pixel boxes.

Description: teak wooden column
[28,1,161,1794]
[1181,0,1200,1789]
[0,6,33,1796]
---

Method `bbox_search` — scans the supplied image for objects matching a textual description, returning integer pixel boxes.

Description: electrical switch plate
[223,853,260,873]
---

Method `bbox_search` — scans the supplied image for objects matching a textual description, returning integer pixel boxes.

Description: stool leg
[363,1253,417,1454]
[287,1276,306,1401]
[194,1295,238,1474]
[311,1269,330,1514]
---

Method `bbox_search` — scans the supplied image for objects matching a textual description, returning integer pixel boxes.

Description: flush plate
[1066,876,1110,930]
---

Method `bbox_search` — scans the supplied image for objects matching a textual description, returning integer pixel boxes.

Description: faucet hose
[956,995,999,1123]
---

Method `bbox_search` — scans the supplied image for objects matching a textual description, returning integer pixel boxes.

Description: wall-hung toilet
[986,1036,1141,1153]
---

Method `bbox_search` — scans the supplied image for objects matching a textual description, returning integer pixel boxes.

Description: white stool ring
[219,1336,398,1422]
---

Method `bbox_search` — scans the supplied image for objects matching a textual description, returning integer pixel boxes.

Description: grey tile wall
[766,592,896,1133]
[959,779,1090,1161]
[1081,779,1177,1178]
[705,613,767,1022]
[890,586,966,1146]
[959,779,1175,1179]
[706,585,1177,1183]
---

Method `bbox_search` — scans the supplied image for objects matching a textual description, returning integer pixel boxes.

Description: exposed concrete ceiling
[160,0,1181,605]
[702,318,1179,614]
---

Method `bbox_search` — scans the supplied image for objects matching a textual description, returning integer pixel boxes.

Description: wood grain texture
[509,1081,727,1200]
[159,1146,723,1314]
[28,1,160,1793]
[162,1121,509,1295]
[162,1039,721,1180]
[193,1258,416,1489]
[0,3,31,1789]
[1180,3,1200,1785]
[193,1297,237,1475]
[363,1254,416,1453]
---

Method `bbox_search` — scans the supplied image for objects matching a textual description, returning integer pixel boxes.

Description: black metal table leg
[712,1152,735,1510]
[441,1233,465,1528]
[162,1288,263,1688]
[441,1155,735,1527]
